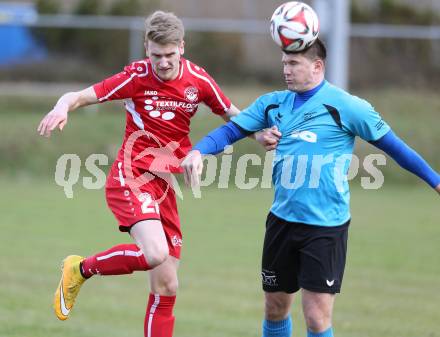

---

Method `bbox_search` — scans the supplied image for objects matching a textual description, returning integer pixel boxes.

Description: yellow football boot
[53,255,86,320]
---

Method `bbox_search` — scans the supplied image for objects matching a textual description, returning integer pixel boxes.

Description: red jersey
[93,57,231,173]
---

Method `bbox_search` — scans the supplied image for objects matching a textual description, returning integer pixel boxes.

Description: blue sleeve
[371,130,440,188]
[344,97,390,141]
[193,121,248,155]
[231,95,268,132]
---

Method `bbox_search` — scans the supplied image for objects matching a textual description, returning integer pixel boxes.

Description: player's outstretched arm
[37,86,98,137]
[371,130,440,195]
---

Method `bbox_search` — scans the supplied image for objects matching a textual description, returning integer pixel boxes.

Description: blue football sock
[262,317,292,337]
[307,327,334,337]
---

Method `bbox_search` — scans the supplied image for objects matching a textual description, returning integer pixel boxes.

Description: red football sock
[144,293,176,337]
[81,244,150,277]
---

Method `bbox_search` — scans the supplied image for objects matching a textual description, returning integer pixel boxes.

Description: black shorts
[261,212,349,294]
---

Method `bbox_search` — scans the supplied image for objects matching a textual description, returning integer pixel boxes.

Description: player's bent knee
[304,313,331,333]
[144,246,169,267]
[161,278,179,295]
[137,239,169,267]
[130,219,170,267]
[265,297,290,320]
[152,275,179,295]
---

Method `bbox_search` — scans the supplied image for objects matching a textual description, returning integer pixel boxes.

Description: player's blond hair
[145,11,184,45]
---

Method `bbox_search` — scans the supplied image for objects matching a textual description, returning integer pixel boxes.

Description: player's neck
[300,75,325,93]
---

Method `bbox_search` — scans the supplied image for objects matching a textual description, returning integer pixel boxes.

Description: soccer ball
[270,1,319,52]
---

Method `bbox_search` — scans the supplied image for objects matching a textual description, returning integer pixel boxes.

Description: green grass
[1,87,439,183]
[1,87,439,336]
[0,179,439,337]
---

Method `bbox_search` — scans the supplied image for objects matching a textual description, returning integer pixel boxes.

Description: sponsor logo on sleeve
[375,119,385,131]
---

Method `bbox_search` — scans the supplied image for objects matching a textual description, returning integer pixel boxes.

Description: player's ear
[179,40,185,55]
[144,41,149,57]
[314,58,324,74]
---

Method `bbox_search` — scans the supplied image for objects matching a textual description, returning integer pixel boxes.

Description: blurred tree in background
[352,0,440,25]
[350,0,440,89]
[5,0,159,82]
[185,32,244,83]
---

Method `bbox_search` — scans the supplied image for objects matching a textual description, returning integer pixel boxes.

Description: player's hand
[37,102,69,137]
[181,150,204,187]
[435,183,440,195]
[255,126,282,151]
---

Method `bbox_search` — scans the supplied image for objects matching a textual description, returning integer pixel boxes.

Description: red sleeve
[93,61,148,102]
[187,63,231,115]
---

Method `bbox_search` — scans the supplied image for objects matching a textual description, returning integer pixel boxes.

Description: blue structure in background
[0,2,47,66]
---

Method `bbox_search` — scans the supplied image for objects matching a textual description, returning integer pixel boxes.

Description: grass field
[1,87,439,336]
[0,179,439,337]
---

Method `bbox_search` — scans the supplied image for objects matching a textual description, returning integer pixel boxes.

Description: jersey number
[139,193,160,215]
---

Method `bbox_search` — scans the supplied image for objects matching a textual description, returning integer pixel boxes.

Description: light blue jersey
[231,81,390,226]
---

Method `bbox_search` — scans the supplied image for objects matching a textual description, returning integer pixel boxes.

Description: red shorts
[105,161,182,259]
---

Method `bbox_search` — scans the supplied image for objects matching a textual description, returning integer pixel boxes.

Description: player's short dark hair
[285,38,327,62]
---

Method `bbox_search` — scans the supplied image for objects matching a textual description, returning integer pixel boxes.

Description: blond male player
[38,11,277,337]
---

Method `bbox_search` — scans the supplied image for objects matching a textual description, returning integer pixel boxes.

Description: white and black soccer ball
[270,1,319,52]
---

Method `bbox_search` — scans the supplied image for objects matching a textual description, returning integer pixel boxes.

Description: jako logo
[291,130,317,143]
